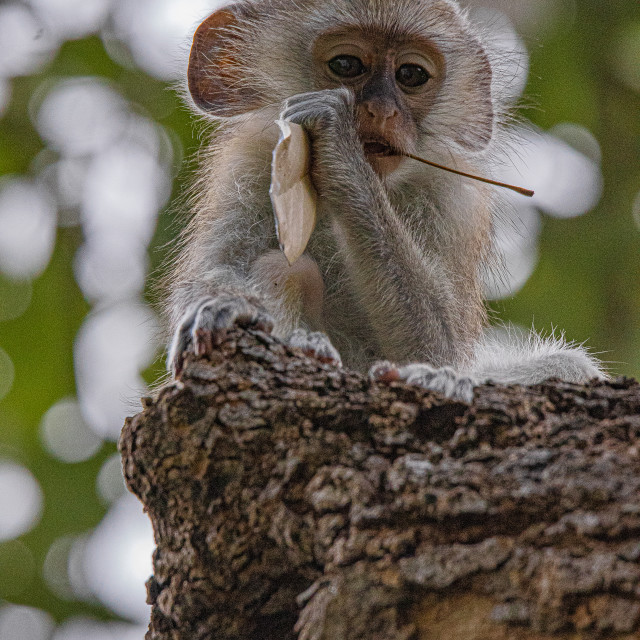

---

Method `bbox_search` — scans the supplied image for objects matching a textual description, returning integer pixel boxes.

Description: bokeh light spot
[83,495,154,622]
[75,302,160,440]
[0,276,32,323]
[81,137,169,246]
[43,536,76,600]
[550,123,602,164]
[35,77,129,157]
[67,535,93,600]
[74,235,149,304]
[500,127,603,219]
[0,605,54,640]
[610,22,640,93]
[0,178,57,279]
[38,157,88,225]
[0,540,36,599]
[0,4,58,79]
[111,0,223,79]
[0,348,15,402]
[27,0,111,41]
[97,453,127,505]
[0,461,44,541]
[0,78,11,116]
[52,617,147,640]
[40,398,104,464]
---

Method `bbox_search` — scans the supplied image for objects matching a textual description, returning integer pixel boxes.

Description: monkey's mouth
[363,141,397,157]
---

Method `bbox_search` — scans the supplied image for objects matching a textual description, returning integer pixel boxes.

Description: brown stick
[402,152,535,197]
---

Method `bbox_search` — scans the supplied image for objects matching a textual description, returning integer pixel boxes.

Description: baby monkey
[166,0,605,400]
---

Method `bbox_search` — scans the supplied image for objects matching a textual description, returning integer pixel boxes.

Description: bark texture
[120,327,640,640]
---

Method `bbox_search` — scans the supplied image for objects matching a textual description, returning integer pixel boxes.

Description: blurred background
[0,0,638,638]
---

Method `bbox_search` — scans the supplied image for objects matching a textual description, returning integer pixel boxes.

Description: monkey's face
[187,1,495,159]
[313,29,444,176]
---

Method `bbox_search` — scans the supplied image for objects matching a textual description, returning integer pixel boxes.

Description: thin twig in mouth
[400,151,534,197]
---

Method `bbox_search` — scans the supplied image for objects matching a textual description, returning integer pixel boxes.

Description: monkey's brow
[316,15,437,41]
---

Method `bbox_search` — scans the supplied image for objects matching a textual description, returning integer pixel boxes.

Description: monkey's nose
[363,99,399,122]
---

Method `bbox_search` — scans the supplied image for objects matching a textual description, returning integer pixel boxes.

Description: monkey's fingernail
[370,363,400,382]
[300,348,336,365]
[173,355,184,378]
[377,371,401,383]
[254,320,273,333]
[194,329,213,356]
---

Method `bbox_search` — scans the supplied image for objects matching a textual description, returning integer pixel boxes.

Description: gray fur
[165,0,606,396]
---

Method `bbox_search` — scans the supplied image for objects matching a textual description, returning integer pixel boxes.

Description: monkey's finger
[398,364,475,403]
[368,361,401,383]
[284,88,354,110]
[172,353,185,378]
[370,362,475,402]
[252,319,275,334]
[281,91,355,126]
[194,328,214,358]
[168,312,199,376]
[194,297,275,334]
[168,296,275,375]
[288,329,342,366]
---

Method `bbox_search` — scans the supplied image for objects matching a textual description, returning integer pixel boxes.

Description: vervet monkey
[165,0,605,401]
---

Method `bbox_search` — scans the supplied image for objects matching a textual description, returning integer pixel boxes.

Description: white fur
[468,328,606,386]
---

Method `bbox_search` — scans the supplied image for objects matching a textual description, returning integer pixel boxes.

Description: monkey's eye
[328,55,366,79]
[396,64,431,88]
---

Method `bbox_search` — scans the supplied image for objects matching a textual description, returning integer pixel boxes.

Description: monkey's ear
[451,47,494,152]
[188,7,261,116]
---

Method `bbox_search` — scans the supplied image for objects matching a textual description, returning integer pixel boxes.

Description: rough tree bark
[120,327,640,640]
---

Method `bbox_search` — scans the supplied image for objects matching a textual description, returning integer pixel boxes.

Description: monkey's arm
[282,89,466,367]
[369,333,606,404]
[167,215,341,376]
[468,331,607,385]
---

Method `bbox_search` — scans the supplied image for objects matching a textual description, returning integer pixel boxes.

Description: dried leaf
[270,120,317,266]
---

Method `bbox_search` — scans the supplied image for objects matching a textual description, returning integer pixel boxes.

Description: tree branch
[120,327,640,640]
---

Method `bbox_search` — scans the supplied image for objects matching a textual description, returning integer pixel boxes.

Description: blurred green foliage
[496,2,640,377]
[0,1,638,631]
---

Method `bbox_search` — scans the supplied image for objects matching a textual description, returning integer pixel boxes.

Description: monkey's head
[188,0,495,175]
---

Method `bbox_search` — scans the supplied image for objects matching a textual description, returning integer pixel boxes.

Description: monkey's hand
[287,329,342,367]
[369,362,476,404]
[168,294,274,377]
[280,88,362,192]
